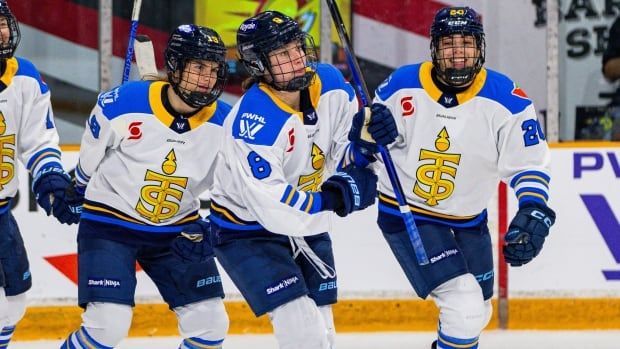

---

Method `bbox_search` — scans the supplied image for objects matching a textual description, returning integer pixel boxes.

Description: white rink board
[509,147,620,297]
[8,147,620,303]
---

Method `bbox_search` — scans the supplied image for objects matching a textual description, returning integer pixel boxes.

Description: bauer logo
[196,275,221,288]
[87,278,121,288]
[266,275,299,295]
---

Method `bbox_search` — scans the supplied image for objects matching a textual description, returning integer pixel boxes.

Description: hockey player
[208,11,378,349]
[60,24,231,349]
[0,0,81,346]
[353,7,556,349]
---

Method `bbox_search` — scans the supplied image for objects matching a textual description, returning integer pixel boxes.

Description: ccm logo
[128,121,143,140]
[401,96,415,117]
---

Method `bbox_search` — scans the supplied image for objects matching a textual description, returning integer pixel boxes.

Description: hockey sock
[0,325,16,347]
[60,327,114,349]
[179,336,224,349]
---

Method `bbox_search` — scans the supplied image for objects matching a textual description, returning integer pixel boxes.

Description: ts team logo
[128,121,143,140]
[401,96,415,117]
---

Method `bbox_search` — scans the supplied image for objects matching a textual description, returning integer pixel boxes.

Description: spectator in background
[602,16,620,140]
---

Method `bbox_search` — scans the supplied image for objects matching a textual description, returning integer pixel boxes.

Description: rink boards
[7,144,620,339]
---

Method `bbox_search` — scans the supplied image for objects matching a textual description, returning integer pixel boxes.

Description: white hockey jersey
[210,63,358,236]
[75,80,231,233]
[374,62,551,229]
[0,57,63,214]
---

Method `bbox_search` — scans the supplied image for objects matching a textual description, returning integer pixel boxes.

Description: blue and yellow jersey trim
[97,80,230,129]
[148,81,226,129]
[279,185,322,214]
[0,57,49,94]
[0,198,11,215]
[26,147,62,173]
[418,61,487,105]
[232,63,354,147]
[510,170,550,206]
[376,61,532,114]
[74,161,90,187]
[81,200,200,233]
[209,201,262,231]
[378,192,487,229]
[0,57,17,88]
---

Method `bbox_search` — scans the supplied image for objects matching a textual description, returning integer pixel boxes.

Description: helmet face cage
[164,25,229,108]
[237,11,318,91]
[0,1,20,60]
[430,7,485,87]
[262,32,318,91]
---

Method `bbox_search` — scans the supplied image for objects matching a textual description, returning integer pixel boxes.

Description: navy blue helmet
[164,24,228,108]
[430,7,485,86]
[0,0,20,59]
[237,11,318,91]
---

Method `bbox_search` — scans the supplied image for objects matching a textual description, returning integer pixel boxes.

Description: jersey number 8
[247,151,272,179]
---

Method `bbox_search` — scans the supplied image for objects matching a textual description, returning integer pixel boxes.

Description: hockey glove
[348,103,398,156]
[32,167,81,225]
[171,218,214,264]
[321,165,377,217]
[503,202,556,267]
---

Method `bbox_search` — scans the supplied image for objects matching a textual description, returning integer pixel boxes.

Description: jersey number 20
[521,119,546,147]
[247,151,272,179]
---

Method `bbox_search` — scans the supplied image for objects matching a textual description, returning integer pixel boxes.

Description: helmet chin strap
[441,67,477,87]
[265,70,315,92]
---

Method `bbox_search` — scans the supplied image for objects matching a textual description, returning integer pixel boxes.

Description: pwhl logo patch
[239,112,265,140]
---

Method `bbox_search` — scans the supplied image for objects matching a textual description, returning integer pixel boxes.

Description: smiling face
[435,34,479,76]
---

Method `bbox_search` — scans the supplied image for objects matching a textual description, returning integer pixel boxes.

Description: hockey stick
[122,0,143,83]
[134,35,160,80]
[324,0,429,265]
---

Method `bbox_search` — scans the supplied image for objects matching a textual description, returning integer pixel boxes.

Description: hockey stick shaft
[324,0,429,265]
[122,0,143,83]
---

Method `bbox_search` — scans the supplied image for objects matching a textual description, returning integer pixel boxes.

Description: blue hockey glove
[348,103,398,155]
[503,203,556,267]
[171,218,214,264]
[32,167,81,225]
[321,165,378,217]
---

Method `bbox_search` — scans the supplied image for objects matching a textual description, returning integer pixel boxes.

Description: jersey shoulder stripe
[14,57,49,94]
[231,84,291,146]
[477,68,533,115]
[208,100,232,127]
[97,80,152,120]
[316,63,355,101]
[375,63,423,101]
